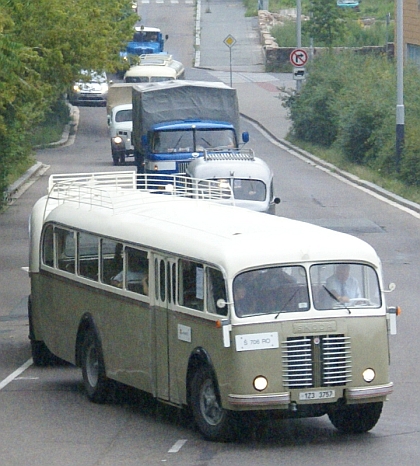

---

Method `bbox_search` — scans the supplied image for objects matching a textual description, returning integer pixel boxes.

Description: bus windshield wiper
[275,288,300,319]
[323,285,351,314]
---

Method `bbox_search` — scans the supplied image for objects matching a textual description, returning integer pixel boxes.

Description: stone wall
[258,10,395,70]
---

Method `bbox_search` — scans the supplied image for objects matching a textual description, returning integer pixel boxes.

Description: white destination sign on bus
[235,332,279,351]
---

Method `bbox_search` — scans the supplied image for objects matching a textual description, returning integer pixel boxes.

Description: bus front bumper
[227,382,393,408]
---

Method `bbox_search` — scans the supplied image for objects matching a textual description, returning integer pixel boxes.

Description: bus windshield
[233,262,381,317]
[152,129,236,154]
[233,266,310,317]
[310,263,381,310]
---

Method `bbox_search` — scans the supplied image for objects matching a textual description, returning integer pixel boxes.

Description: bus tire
[328,402,383,434]
[190,366,235,441]
[81,329,109,403]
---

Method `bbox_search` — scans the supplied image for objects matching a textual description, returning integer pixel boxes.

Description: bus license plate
[299,390,335,401]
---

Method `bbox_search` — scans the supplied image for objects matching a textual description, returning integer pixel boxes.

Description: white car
[69,70,109,106]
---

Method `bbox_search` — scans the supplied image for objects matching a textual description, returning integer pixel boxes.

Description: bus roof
[37,180,381,277]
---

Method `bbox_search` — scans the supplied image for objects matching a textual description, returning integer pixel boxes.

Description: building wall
[404,0,420,45]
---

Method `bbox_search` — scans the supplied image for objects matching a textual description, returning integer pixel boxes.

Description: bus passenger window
[178,259,204,311]
[113,247,149,295]
[78,232,99,281]
[42,225,54,267]
[101,240,122,285]
[56,228,75,274]
[207,268,227,316]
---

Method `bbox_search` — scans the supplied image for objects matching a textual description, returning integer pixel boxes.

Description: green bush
[285,52,420,188]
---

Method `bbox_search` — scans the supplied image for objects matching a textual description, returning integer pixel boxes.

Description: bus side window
[56,228,75,274]
[178,259,204,311]
[77,232,99,281]
[207,267,227,316]
[42,224,54,267]
[101,240,122,285]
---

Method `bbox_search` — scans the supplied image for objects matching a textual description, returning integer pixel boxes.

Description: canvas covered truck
[132,80,249,174]
[107,83,136,165]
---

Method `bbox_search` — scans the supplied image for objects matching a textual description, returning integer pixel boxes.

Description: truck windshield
[152,129,236,153]
[115,109,132,123]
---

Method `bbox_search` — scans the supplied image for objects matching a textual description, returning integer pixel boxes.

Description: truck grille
[177,161,190,173]
[281,335,352,388]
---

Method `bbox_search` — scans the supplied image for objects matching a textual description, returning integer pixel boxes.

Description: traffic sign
[293,67,305,80]
[290,48,308,67]
[224,35,236,48]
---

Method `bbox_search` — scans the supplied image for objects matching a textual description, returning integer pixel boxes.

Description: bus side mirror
[141,135,148,147]
[242,131,249,144]
[384,282,396,293]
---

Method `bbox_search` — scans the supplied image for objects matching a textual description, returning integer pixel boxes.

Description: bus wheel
[190,366,235,441]
[81,330,109,403]
[328,402,383,434]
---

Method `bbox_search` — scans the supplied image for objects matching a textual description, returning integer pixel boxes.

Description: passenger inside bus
[111,247,149,295]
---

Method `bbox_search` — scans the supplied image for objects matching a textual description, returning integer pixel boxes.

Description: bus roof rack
[203,149,255,162]
[46,172,234,215]
[139,54,173,66]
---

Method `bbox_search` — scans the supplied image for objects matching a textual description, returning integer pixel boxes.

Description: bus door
[153,255,176,401]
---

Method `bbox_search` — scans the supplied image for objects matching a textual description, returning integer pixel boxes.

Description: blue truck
[120,26,168,69]
[131,80,249,174]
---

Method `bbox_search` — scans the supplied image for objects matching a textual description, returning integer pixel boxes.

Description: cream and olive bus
[28,172,399,441]
[124,54,185,83]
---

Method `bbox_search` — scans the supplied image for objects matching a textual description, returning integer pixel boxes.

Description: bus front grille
[281,335,352,389]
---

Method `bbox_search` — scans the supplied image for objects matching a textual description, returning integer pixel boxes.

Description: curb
[5,104,79,201]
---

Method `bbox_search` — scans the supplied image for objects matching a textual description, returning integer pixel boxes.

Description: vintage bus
[124,54,185,83]
[28,172,399,441]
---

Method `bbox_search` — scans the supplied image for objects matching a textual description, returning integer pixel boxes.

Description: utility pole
[396,0,404,172]
[296,0,302,92]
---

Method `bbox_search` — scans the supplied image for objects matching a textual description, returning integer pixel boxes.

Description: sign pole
[224,35,237,88]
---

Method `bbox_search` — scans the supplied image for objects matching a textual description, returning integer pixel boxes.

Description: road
[1,1,420,465]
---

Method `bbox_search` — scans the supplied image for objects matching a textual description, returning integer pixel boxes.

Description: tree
[304,0,348,48]
[0,0,137,204]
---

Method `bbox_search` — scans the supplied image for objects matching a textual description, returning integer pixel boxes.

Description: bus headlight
[253,376,268,391]
[363,368,375,383]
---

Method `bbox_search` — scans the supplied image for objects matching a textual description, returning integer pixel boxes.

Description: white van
[186,149,280,214]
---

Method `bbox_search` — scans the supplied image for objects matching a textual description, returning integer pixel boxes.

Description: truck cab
[108,104,133,165]
[186,149,280,214]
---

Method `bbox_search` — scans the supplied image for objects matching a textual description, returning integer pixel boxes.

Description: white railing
[45,172,234,215]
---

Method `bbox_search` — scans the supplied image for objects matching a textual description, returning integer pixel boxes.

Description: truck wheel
[328,402,383,434]
[81,329,110,403]
[190,366,236,441]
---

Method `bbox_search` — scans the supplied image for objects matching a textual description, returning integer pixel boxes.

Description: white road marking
[0,358,33,390]
[168,439,187,453]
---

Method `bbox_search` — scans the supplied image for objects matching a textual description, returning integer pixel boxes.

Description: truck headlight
[363,368,375,383]
[114,136,123,144]
[253,376,268,391]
